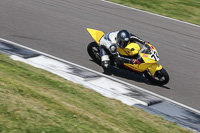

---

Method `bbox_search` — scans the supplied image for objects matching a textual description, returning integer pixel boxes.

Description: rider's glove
[144,41,150,45]
[131,59,141,65]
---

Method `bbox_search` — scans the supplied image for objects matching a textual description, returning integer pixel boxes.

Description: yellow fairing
[87,28,105,44]
[148,63,162,76]
[117,43,140,56]
[124,63,162,76]
[140,53,157,64]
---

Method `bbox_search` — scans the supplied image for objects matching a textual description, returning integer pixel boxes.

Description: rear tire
[144,68,169,86]
[87,42,101,65]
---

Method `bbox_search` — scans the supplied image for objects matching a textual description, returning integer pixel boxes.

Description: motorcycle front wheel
[87,42,101,65]
[144,68,169,86]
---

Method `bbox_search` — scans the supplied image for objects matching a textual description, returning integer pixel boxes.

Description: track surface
[1,0,200,110]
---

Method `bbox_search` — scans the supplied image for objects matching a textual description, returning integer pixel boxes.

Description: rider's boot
[101,55,110,69]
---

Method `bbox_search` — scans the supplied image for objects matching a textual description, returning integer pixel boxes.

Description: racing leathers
[99,31,146,68]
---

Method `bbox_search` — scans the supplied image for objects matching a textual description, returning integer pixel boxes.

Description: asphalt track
[0,0,200,111]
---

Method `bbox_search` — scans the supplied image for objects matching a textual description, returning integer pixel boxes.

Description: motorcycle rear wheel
[87,42,101,65]
[144,68,169,86]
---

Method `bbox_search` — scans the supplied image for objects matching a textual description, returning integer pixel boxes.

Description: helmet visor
[118,38,129,49]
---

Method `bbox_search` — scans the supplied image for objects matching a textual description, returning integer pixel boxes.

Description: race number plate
[149,50,159,61]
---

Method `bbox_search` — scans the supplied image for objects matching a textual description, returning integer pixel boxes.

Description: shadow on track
[89,59,170,89]
[98,63,171,90]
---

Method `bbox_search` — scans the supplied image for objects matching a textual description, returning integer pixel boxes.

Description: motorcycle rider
[99,29,149,68]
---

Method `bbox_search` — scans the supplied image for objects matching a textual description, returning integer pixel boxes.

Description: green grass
[107,0,200,26]
[0,53,192,133]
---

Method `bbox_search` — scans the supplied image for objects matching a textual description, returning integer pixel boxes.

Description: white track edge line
[101,0,200,28]
[1,38,200,114]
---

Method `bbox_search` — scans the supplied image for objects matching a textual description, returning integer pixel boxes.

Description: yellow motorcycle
[87,28,169,85]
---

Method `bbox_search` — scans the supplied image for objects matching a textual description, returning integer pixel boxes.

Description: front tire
[144,68,169,86]
[87,42,101,65]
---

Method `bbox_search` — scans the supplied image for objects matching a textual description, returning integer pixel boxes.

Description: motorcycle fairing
[117,43,140,56]
[140,53,157,64]
[87,28,105,44]
[148,63,162,76]
[123,63,162,76]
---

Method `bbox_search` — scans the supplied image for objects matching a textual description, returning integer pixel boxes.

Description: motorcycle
[87,28,169,85]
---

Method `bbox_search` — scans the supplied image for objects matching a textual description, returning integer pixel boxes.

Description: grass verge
[107,0,200,26]
[0,53,192,133]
